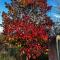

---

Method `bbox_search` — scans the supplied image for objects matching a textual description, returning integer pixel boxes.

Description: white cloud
[53,14,60,18]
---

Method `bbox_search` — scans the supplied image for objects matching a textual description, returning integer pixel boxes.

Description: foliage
[2,0,53,60]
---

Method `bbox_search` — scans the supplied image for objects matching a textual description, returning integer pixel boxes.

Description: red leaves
[4,16,48,41]
[20,43,47,59]
[3,15,49,59]
[38,26,48,40]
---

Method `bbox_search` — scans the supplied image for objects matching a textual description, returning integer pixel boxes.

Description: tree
[2,0,53,60]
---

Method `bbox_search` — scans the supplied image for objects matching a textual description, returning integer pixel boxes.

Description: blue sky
[0,0,60,24]
[47,0,60,23]
[0,0,11,24]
